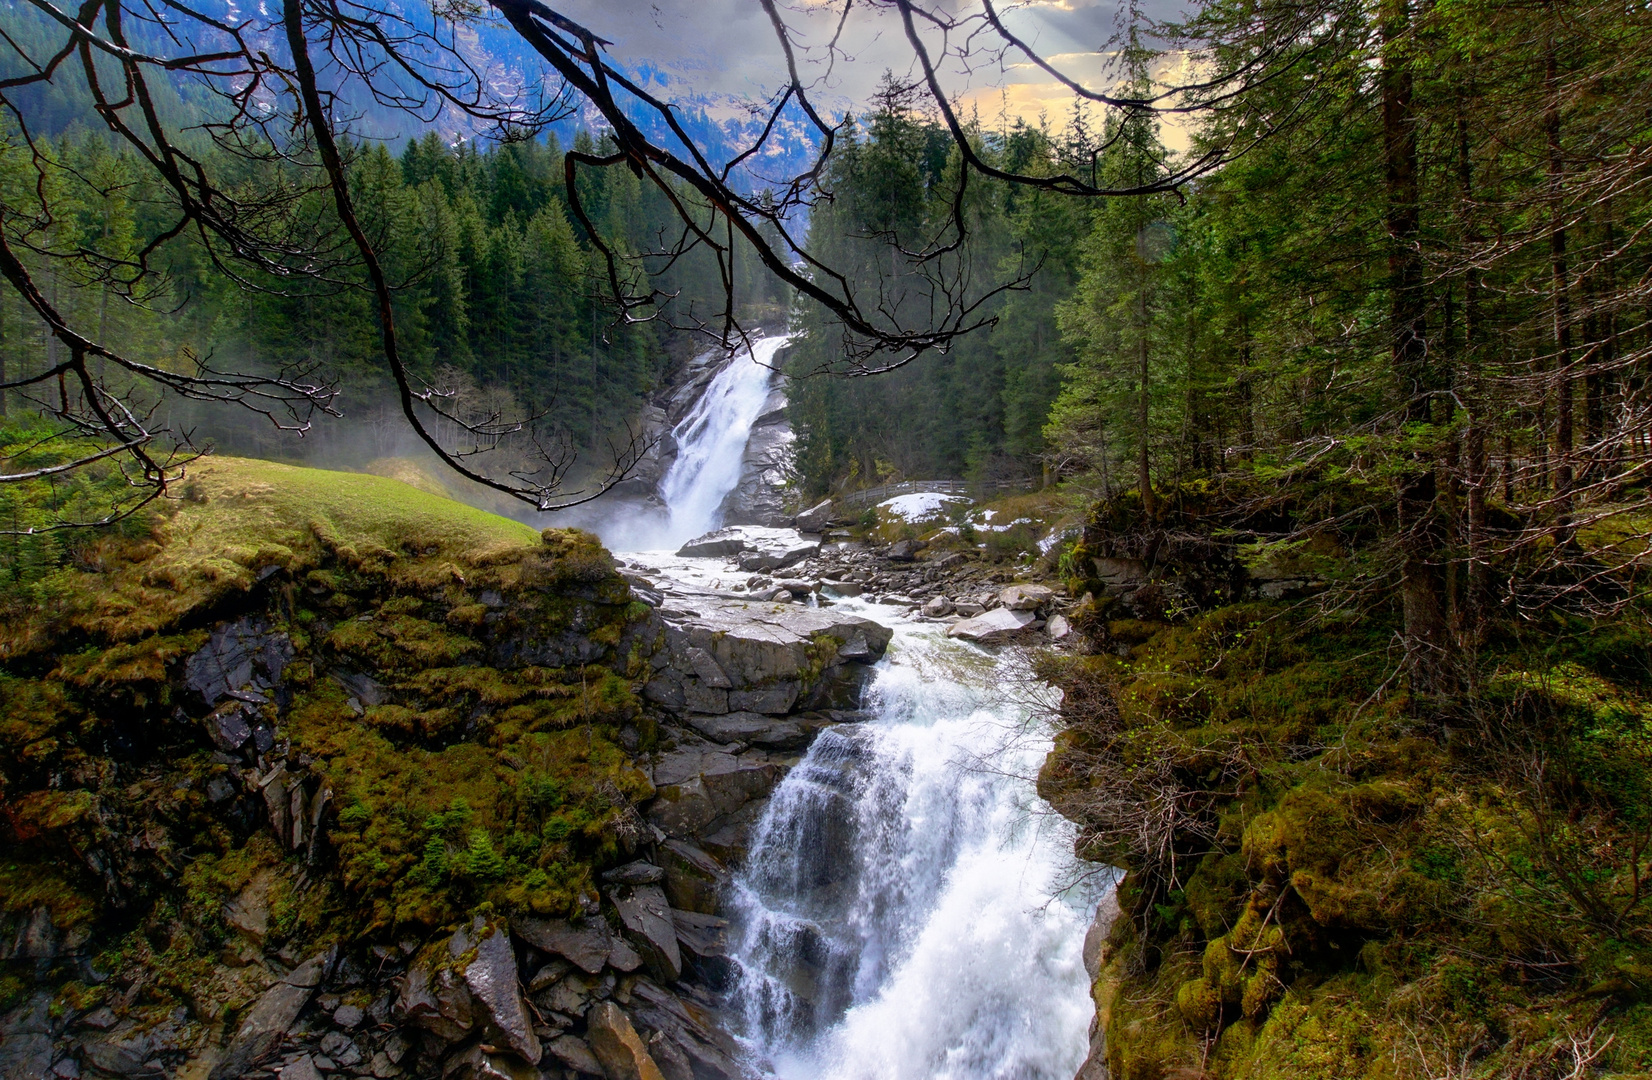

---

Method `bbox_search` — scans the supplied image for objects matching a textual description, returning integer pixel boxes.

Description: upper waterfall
[658,336,788,545]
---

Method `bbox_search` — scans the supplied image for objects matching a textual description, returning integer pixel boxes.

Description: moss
[1048,602,1652,1079]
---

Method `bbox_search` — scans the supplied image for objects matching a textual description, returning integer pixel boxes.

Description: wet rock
[658,839,729,915]
[204,699,257,753]
[585,1002,666,1080]
[511,918,611,976]
[279,1055,322,1080]
[185,617,293,706]
[602,860,666,886]
[669,910,735,990]
[440,1043,539,1080]
[544,1034,603,1076]
[0,994,54,1080]
[608,884,681,982]
[646,752,782,840]
[396,954,477,1043]
[646,1030,695,1080]
[820,580,863,598]
[946,607,1037,643]
[921,596,954,617]
[999,583,1056,611]
[624,980,745,1080]
[209,948,333,1080]
[223,867,275,945]
[463,922,540,1064]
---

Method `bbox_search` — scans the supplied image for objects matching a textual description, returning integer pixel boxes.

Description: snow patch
[878,492,971,522]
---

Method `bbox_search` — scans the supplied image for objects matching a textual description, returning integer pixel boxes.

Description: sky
[538,0,1191,133]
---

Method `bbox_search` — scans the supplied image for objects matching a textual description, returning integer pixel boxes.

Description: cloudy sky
[538,0,1190,128]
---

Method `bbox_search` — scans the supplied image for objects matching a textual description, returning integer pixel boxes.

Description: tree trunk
[1545,7,1573,510]
[1138,285,1155,518]
[1383,0,1451,699]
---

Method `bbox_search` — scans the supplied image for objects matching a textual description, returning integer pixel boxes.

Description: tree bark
[1545,5,1573,510]
[1383,0,1451,698]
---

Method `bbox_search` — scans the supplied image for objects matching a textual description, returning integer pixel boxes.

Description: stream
[582,337,1105,1080]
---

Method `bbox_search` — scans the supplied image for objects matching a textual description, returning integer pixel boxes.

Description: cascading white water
[727,617,1102,1080]
[656,336,787,546]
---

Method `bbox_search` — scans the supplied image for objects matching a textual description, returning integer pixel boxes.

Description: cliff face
[0,457,889,1080]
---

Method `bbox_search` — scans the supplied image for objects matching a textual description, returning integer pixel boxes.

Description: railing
[835,477,1037,510]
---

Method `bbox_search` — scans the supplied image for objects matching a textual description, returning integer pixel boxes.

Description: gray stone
[462,923,540,1064]
[544,1035,603,1076]
[793,500,836,533]
[1046,614,1072,640]
[185,617,293,706]
[669,910,729,961]
[675,529,748,558]
[726,684,799,715]
[887,539,926,561]
[946,607,1037,643]
[623,980,744,1080]
[279,1056,322,1080]
[609,936,643,973]
[820,580,863,598]
[999,584,1056,611]
[440,1044,538,1080]
[511,918,611,976]
[601,860,666,886]
[608,885,681,982]
[395,957,476,1043]
[646,756,782,840]
[921,596,954,617]
[223,867,275,945]
[209,948,333,1080]
[205,699,256,753]
[685,712,806,751]
[331,1004,364,1030]
[658,840,728,915]
[0,994,54,1080]
[682,647,732,689]
[680,681,729,715]
[1093,557,1149,592]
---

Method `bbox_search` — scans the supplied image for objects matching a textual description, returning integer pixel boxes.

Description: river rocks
[886,538,926,561]
[1047,614,1072,639]
[999,583,1056,611]
[461,922,540,1064]
[210,948,334,1079]
[608,885,682,982]
[676,526,817,572]
[586,1002,666,1080]
[947,607,1038,642]
[921,595,953,617]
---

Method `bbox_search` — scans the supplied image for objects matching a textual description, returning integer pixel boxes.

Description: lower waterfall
[726,615,1101,1080]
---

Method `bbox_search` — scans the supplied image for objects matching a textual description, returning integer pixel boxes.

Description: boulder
[946,607,1037,643]
[658,840,729,915]
[670,910,735,987]
[793,500,836,533]
[624,980,745,1080]
[585,1002,666,1080]
[674,529,747,558]
[608,885,681,982]
[677,526,817,572]
[440,1043,539,1080]
[462,922,540,1064]
[685,712,807,750]
[204,699,256,753]
[396,947,477,1042]
[647,752,782,840]
[1046,614,1072,639]
[921,596,954,617]
[601,860,666,886]
[725,685,799,716]
[278,1056,322,1080]
[682,648,732,689]
[209,948,334,1079]
[886,539,926,561]
[185,617,293,706]
[511,918,612,976]
[0,994,55,1080]
[998,584,1056,611]
[544,1035,604,1076]
[820,580,863,598]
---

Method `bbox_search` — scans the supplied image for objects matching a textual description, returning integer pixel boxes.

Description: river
[582,336,1105,1080]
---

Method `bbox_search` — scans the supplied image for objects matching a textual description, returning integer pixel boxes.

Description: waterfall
[577,335,785,552]
[657,336,786,546]
[727,621,1102,1080]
